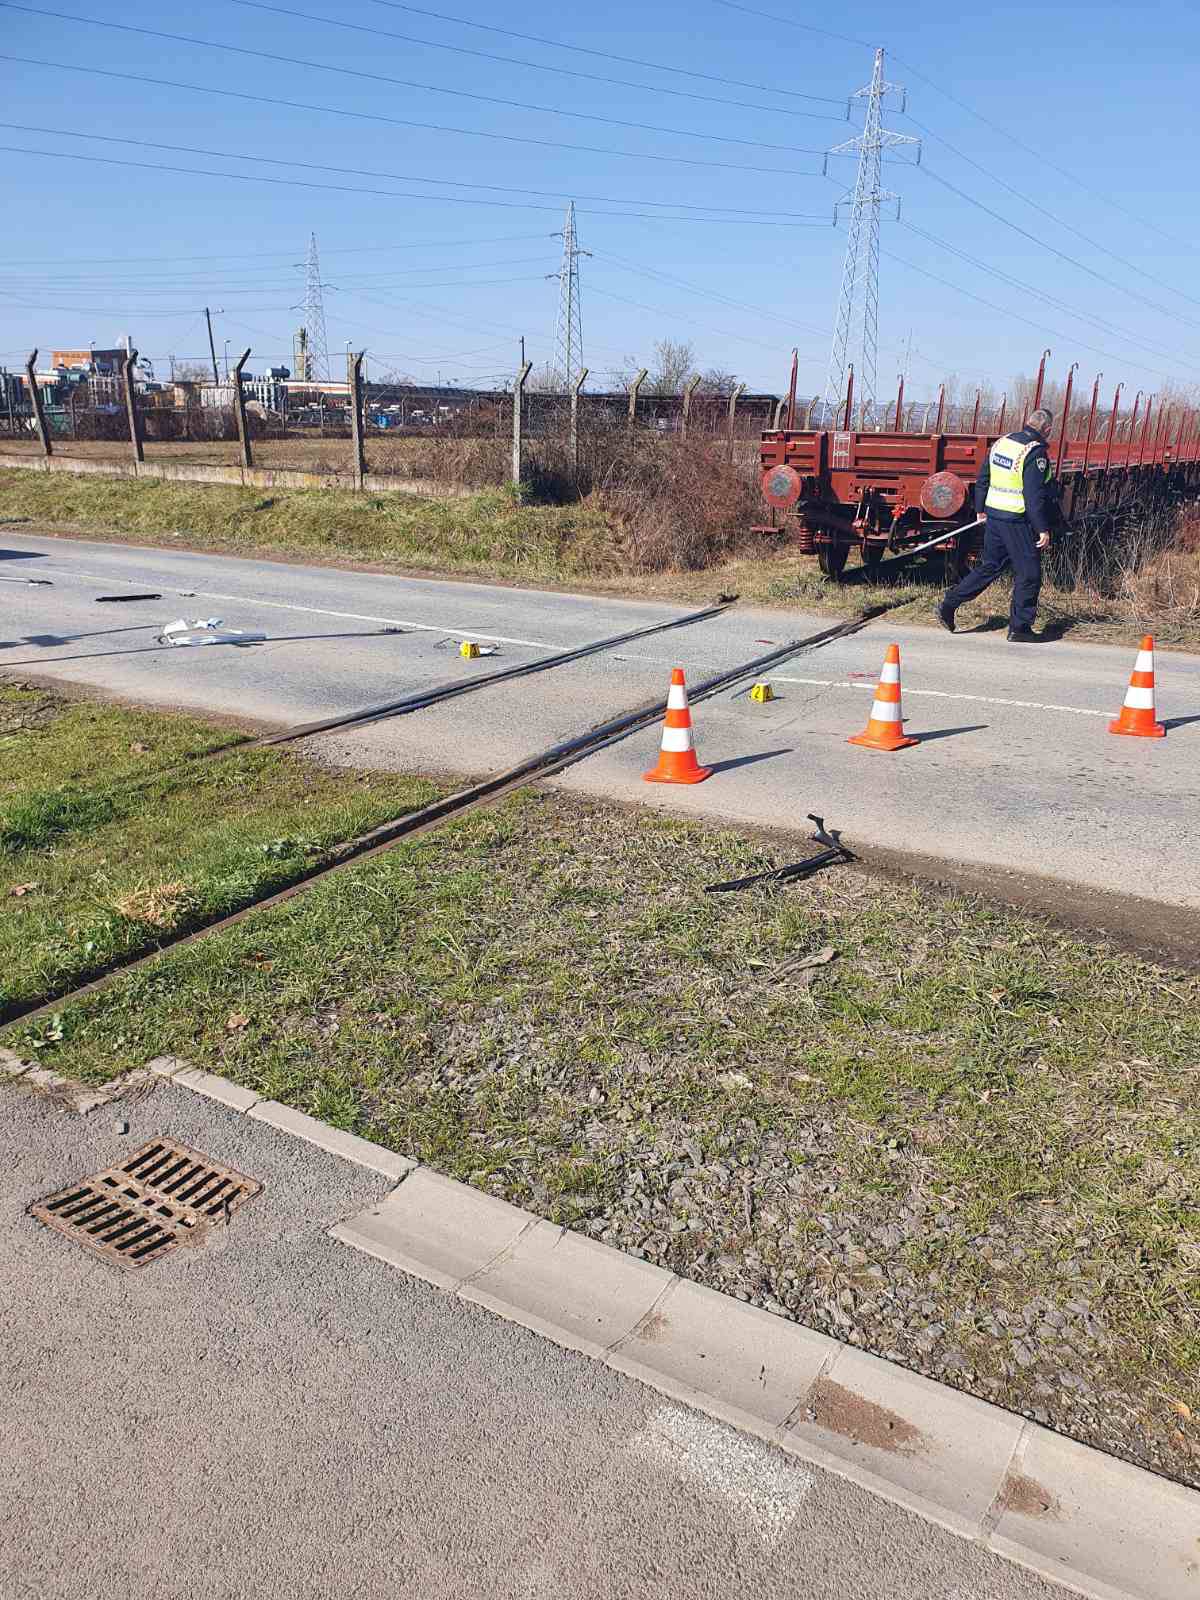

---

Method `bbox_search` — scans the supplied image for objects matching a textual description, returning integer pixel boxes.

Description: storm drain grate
[28,1137,263,1270]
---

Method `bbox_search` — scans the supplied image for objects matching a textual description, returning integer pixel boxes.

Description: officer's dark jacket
[974,425,1056,533]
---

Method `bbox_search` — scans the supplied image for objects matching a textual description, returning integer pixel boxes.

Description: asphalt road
[3,531,1199,908]
[1,1081,1064,1600]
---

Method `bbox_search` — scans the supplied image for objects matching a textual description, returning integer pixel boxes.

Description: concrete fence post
[726,381,747,459]
[680,374,702,438]
[512,360,532,487]
[627,367,648,427]
[231,348,253,470]
[121,348,145,465]
[348,349,366,487]
[24,351,52,457]
[570,366,588,490]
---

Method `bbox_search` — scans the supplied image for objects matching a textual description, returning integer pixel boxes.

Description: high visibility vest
[985,433,1052,516]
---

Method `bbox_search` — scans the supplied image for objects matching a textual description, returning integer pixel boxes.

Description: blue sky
[2,0,1198,404]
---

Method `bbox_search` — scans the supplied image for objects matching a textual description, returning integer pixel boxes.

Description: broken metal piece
[704,814,856,893]
[159,617,266,647]
[96,593,163,603]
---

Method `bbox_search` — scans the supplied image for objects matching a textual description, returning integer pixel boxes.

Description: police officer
[938,406,1058,642]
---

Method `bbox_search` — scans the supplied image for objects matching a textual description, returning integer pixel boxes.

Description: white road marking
[33,566,560,650]
[771,675,1111,717]
[626,1405,813,1544]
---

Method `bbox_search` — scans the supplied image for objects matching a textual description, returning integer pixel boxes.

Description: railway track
[3,603,893,1031]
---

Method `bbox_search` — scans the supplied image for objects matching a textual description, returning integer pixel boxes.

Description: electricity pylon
[551,202,589,392]
[824,49,919,419]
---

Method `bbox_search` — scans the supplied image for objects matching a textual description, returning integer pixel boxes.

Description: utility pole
[551,201,589,393]
[301,232,330,383]
[823,49,919,415]
[204,306,220,385]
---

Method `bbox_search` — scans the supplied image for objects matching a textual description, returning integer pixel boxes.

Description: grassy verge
[4,467,1196,650]
[0,683,437,1017]
[3,686,1198,1485]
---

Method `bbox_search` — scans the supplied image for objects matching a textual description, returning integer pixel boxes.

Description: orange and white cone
[643,667,712,784]
[847,644,918,751]
[1109,635,1165,738]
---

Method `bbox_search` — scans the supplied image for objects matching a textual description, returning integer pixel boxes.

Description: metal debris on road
[96,593,163,603]
[705,814,856,893]
[0,576,52,585]
[159,617,267,647]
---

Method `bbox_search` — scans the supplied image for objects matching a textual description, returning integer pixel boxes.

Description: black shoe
[1006,627,1042,642]
[936,602,956,633]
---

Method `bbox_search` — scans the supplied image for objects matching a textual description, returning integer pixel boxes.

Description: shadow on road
[706,748,795,774]
[911,723,988,743]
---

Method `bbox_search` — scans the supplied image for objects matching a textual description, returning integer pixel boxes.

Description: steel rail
[2,606,886,1031]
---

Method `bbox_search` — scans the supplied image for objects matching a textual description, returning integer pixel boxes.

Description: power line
[881,250,1179,381]
[708,0,872,51]
[903,113,1200,318]
[899,220,1200,376]
[710,0,1192,252]
[0,145,837,226]
[888,52,1195,251]
[2,7,827,158]
[590,250,829,343]
[0,233,555,268]
[916,163,1200,336]
[586,282,804,361]
[1,56,827,181]
[365,0,847,103]
[0,122,830,220]
[229,0,846,121]
[0,254,559,291]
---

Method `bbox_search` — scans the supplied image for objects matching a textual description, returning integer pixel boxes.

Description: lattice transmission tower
[824,49,919,419]
[551,201,589,391]
[299,231,330,383]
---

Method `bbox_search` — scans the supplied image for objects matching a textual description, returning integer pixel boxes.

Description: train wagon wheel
[817,540,850,579]
[861,542,886,579]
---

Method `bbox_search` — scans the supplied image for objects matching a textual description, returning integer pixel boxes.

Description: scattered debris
[997,1472,1062,1520]
[158,617,266,647]
[706,815,856,893]
[808,1377,925,1457]
[225,1011,250,1032]
[95,593,162,603]
[10,882,38,898]
[0,576,52,586]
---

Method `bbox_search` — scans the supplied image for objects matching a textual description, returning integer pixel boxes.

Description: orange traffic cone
[848,644,918,751]
[1109,635,1165,737]
[643,667,712,784]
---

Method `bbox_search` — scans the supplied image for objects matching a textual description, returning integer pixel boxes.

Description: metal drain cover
[28,1137,262,1270]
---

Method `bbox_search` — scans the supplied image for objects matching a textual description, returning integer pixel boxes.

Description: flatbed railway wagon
[755,358,1200,579]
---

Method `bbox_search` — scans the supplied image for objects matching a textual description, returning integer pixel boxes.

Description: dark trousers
[945,515,1042,629]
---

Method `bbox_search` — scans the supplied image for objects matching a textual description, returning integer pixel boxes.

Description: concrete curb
[10,1054,1198,1599]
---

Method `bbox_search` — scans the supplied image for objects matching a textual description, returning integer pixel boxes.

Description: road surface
[0,1080,1064,1600]
[2,531,1198,910]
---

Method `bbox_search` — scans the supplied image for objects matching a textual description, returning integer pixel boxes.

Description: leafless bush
[1048,494,1200,630]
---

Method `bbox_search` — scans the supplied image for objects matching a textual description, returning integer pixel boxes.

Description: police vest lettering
[985,433,1052,516]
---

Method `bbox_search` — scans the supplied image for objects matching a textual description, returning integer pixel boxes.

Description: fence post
[570,366,589,490]
[512,360,532,487]
[627,367,648,427]
[726,382,746,459]
[231,347,253,470]
[121,348,145,465]
[680,374,701,437]
[24,350,52,457]
[347,349,366,487]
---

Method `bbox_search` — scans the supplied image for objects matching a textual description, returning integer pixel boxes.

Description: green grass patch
[0,684,438,1015]
[4,686,1198,1478]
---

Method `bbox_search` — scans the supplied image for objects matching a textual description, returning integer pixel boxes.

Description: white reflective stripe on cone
[660,726,694,752]
[1123,686,1156,710]
[879,663,901,684]
[666,685,689,710]
[1134,652,1155,674]
[870,700,902,722]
